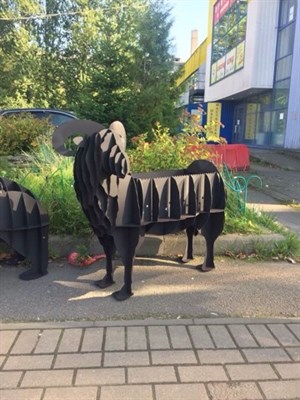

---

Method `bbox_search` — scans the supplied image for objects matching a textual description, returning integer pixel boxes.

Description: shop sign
[216,56,225,81]
[245,103,257,140]
[225,48,236,76]
[236,40,245,70]
[211,62,217,84]
[207,102,222,137]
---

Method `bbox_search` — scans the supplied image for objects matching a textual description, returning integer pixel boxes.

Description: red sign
[213,0,236,25]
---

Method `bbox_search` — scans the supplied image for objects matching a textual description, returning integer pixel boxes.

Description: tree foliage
[0,0,182,137]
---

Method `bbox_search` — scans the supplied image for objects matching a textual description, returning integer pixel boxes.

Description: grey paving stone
[34,329,61,354]
[0,388,43,400]
[58,329,82,353]
[76,368,125,385]
[207,382,263,399]
[155,383,209,400]
[208,325,236,348]
[243,348,291,363]
[228,325,258,347]
[0,331,18,354]
[44,386,98,400]
[168,325,192,349]
[148,326,170,349]
[11,330,40,354]
[81,328,104,352]
[21,369,73,387]
[54,353,101,369]
[198,349,245,364]
[188,325,214,348]
[128,366,177,383]
[274,362,300,379]
[151,350,197,365]
[3,355,53,370]
[126,327,147,350]
[267,324,300,346]
[248,325,280,347]
[226,364,278,380]
[287,323,300,340]
[0,371,22,388]
[100,384,153,400]
[105,327,125,351]
[178,365,228,382]
[286,347,300,361]
[259,380,300,399]
[104,351,149,367]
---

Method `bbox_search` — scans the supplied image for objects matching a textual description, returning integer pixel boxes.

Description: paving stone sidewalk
[1,318,300,400]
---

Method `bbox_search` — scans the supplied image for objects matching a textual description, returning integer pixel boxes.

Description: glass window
[274,79,290,109]
[50,113,75,126]
[271,110,286,146]
[280,0,297,26]
[275,55,292,81]
[256,111,271,133]
[277,24,295,59]
[238,0,248,18]
[210,0,247,85]
[237,16,247,43]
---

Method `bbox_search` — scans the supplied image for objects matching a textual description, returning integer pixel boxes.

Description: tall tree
[130,0,181,136]
[0,0,43,107]
[0,0,182,137]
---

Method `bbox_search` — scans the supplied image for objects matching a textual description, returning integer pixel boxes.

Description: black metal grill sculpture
[0,177,49,280]
[53,120,226,301]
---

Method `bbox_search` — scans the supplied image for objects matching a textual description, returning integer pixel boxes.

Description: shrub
[128,123,212,172]
[0,114,52,156]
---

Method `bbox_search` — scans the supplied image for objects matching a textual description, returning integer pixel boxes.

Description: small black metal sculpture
[53,120,226,301]
[0,177,49,280]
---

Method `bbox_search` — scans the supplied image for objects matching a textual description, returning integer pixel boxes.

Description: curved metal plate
[52,120,104,156]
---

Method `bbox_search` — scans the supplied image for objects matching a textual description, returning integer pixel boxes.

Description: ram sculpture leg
[19,226,49,280]
[180,215,210,264]
[95,234,116,288]
[197,212,225,272]
[112,227,140,301]
[180,226,195,263]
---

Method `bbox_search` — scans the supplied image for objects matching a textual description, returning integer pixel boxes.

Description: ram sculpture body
[53,120,226,301]
[0,177,49,280]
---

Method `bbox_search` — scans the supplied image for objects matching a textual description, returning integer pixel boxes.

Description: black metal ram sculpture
[0,177,49,280]
[53,120,226,301]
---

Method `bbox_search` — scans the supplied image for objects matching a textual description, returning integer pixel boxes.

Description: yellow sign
[245,103,257,139]
[207,102,222,138]
[236,40,245,70]
[225,47,236,76]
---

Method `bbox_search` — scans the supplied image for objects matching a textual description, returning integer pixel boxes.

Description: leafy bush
[0,114,52,156]
[128,123,212,172]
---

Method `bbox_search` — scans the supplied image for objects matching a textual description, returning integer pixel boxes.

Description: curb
[49,233,284,258]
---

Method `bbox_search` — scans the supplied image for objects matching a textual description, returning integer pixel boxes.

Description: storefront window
[271,110,286,146]
[274,79,290,109]
[255,112,272,146]
[210,0,248,85]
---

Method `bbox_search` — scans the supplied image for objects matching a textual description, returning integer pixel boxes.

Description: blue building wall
[186,101,235,144]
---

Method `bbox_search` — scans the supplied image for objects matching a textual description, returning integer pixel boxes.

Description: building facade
[178,0,299,149]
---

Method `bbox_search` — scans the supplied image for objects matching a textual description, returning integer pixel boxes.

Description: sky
[168,0,209,62]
